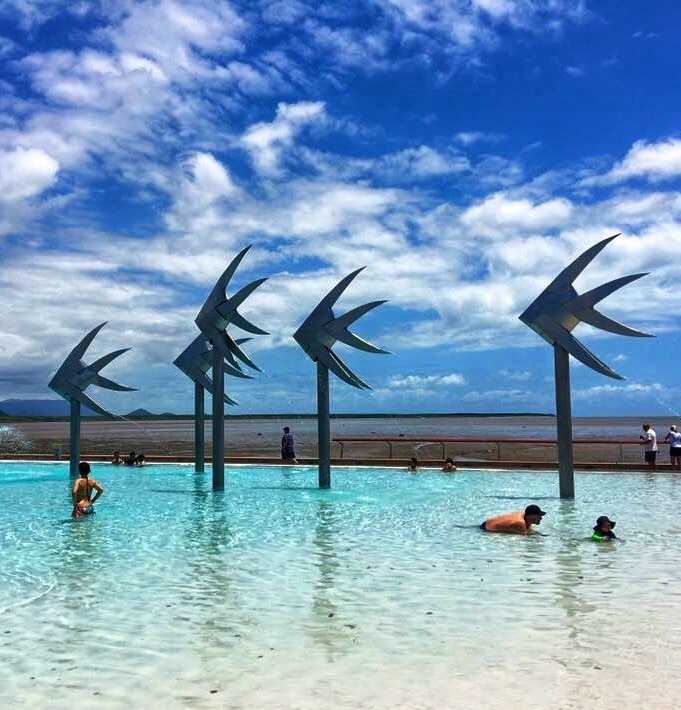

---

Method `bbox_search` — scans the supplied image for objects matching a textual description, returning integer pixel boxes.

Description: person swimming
[591,515,617,541]
[442,457,457,472]
[480,504,546,534]
[71,461,104,519]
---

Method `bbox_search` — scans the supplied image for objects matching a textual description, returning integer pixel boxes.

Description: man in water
[639,423,658,469]
[280,426,298,464]
[480,504,546,534]
[72,461,104,518]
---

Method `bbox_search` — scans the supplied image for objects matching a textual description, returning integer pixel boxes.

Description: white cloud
[460,192,573,235]
[455,131,501,146]
[242,101,327,175]
[386,373,466,389]
[0,147,59,202]
[584,138,681,185]
[573,382,663,400]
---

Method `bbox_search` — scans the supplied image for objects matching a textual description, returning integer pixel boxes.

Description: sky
[0,0,680,417]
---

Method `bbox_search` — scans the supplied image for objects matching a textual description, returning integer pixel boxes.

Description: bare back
[483,511,529,534]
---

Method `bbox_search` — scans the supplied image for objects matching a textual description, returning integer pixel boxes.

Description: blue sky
[0,0,680,417]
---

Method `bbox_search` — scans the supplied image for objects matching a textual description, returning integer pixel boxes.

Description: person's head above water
[524,504,547,524]
[78,461,91,478]
[593,515,616,532]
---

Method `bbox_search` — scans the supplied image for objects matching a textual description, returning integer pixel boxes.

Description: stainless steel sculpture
[48,322,135,477]
[173,335,250,472]
[294,267,388,488]
[520,234,652,497]
[194,245,268,490]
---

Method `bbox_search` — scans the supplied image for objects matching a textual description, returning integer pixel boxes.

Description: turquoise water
[2,463,681,709]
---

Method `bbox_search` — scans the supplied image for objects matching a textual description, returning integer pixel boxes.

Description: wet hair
[445,457,454,464]
[78,461,91,477]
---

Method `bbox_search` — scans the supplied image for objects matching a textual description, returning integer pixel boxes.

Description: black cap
[594,515,616,530]
[282,426,290,432]
[524,504,546,517]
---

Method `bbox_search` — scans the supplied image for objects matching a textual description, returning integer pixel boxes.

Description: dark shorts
[645,450,657,463]
[670,447,681,458]
[282,449,295,459]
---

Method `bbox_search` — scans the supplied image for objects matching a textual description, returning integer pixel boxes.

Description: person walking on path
[71,461,104,518]
[639,423,658,469]
[663,425,681,470]
[281,426,298,464]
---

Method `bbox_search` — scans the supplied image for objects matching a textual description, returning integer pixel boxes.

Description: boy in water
[72,461,104,518]
[591,516,617,541]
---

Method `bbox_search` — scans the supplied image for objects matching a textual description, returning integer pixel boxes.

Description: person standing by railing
[639,423,658,469]
[663,425,681,471]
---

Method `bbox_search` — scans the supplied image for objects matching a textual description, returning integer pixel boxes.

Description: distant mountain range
[0,399,155,418]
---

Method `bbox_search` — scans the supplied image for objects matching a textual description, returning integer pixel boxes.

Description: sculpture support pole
[212,351,225,491]
[554,345,575,499]
[194,382,205,473]
[69,399,80,478]
[317,360,331,489]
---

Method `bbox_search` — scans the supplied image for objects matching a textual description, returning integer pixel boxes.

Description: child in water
[592,516,617,541]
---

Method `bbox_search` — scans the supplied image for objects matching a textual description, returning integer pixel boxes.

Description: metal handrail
[332,436,642,462]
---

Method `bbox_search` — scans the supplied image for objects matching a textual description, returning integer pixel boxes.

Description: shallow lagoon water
[1,463,680,709]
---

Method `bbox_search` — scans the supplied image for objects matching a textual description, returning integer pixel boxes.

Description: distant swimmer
[591,515,617,542]
[407,456,419,472]
[72,461,104,519]
[111,451,123,465]
[442,457,457,472]
[480,504,546,534]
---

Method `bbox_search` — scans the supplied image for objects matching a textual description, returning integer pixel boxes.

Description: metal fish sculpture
[173,335,252,406]
[293,267,389,388]
[49,321,135,415]
[194,245,268,374]
[519,233,652,380]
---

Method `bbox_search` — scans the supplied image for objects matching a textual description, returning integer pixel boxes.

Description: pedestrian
[663,425,681,470]
[281,426,298,464]
[639,423,658,469]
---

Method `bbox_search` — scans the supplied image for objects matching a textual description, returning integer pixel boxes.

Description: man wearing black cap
[280,426,298,464]
[480,504,547,534]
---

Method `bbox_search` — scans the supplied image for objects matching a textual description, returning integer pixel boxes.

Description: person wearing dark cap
[280,426,298,464]
[480,504,547,534]
[592,516,617,542]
